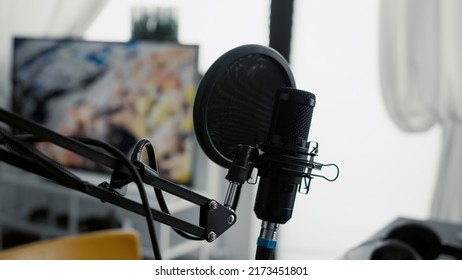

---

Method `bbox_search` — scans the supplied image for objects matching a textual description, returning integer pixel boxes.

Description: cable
[131,138,202,241]
[70,136,163,259]
[0,129,84,188]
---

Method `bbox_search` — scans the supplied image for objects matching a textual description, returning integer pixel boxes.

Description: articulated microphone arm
[0,108,235,259]
[131,160,236,241]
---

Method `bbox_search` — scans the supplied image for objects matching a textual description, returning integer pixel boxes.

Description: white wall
[84,0,270,74]
[277,0,441,259]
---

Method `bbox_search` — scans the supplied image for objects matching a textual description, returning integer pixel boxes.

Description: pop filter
[193,45,295,168]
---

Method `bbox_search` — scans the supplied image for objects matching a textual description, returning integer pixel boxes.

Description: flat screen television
[11,37,199,186]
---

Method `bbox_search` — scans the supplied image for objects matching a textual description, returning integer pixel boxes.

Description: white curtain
[0,0,108,108]
[380,0,462,223]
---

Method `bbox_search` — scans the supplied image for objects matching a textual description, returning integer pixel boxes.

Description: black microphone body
[255,87,316,223]
[254,87,316,259]
[254,155,302,223]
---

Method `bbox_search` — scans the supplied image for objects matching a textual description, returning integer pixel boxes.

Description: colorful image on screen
[12,37,198,186]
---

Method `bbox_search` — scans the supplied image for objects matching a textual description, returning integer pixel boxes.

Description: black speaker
[345,217,462,260]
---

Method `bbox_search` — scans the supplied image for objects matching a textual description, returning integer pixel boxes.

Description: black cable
[0,129,83,188]
[70,136,163,259]
[131,138,202,241]
[0,148,81,188]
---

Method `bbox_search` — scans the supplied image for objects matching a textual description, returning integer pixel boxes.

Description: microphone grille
[270,87,316,145]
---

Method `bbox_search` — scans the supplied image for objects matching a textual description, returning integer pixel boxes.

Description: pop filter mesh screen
[205,53,293,164]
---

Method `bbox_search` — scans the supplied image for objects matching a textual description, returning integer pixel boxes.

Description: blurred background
[1,0,459,259]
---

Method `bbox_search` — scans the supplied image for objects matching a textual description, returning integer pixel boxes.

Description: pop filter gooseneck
[194,45,338,260]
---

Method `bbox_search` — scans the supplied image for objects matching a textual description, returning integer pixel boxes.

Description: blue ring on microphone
[257,237,277,249]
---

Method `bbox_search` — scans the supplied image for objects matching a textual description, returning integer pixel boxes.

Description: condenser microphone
[192,44,338,260]
[255,87,316,222]
[254,87,316,259]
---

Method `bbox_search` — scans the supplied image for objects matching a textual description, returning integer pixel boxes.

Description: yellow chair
[0,230,142,260]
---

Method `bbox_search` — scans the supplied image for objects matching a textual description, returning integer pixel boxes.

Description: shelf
[0,216,71,237]
[0,167,211,259]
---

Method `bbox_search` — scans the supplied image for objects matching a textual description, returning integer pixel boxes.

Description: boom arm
[0,107,235,242]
